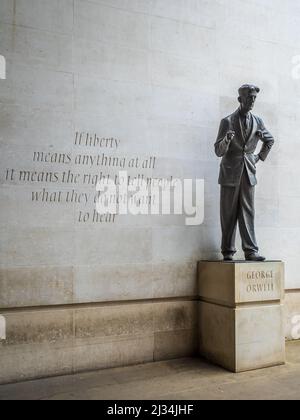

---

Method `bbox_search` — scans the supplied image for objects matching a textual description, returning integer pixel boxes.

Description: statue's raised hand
[226,130,235,142]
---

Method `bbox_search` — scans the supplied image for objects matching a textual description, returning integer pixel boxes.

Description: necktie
[244,115,249,131]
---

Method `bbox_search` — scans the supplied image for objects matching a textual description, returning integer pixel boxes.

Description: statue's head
[238,84,260,113]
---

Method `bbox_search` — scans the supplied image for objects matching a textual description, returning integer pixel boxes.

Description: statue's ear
[238,96,242,103]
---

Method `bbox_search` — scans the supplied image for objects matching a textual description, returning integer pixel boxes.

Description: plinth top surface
[200,260,283,264]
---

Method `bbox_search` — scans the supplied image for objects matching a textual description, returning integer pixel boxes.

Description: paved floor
[1,341,300,400]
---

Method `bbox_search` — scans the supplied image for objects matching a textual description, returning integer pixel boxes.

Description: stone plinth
[198,261,285,373]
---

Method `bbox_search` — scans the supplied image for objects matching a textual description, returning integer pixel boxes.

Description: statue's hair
[238,84,260,97]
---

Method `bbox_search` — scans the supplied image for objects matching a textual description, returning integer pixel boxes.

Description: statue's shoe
[223,254,234,262]
[245,254,266,262]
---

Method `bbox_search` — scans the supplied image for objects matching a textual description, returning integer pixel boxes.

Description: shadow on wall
[0,55,6,79]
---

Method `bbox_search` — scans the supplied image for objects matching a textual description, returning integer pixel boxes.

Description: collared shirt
[239,110,252,138]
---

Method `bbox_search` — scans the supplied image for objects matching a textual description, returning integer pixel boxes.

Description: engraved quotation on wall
[3,132,175,225]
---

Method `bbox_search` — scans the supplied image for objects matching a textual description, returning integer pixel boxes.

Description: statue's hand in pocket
[254,154,260,164]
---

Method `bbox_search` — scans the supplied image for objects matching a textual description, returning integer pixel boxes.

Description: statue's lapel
[246,114,257,143]
[234,112,258,144]
[234,111,245,144]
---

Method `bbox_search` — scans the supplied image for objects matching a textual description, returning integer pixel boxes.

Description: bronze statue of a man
[215,84,274,261]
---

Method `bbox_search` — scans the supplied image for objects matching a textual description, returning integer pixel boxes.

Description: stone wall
[0,0,300,384]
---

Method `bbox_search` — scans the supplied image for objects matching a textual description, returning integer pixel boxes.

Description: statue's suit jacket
[215,110,275,187]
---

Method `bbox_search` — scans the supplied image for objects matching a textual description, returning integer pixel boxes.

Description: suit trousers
[220,169,259,256]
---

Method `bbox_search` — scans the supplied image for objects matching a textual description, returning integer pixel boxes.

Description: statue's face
[240,92,257,112]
